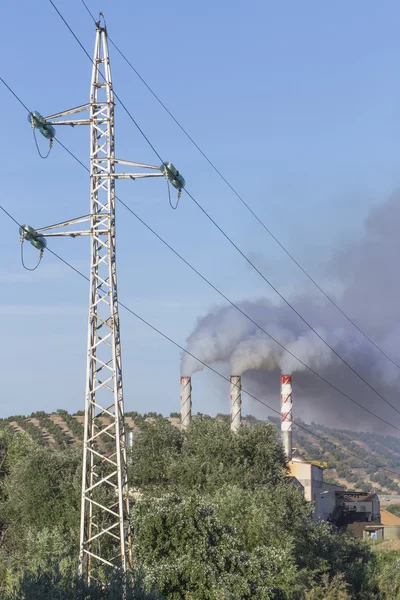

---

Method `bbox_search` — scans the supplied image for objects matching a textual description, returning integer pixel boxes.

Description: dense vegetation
[1,417,399,598]
[2,411,400,494]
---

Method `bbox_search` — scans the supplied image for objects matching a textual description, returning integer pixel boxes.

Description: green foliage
[373,552,400,599]
[178,419,287,492]
[8,415,46,445]
[386,504,400,517]
[130,419,287,495]
[213,483,310,552]
[294,520,374,599]
[129,418,182,488]
[0,443,81,592]
[56,409,84,439]
[304,574,350,600]
[30,411,70,447]
[132,493,300,599]
[3,560,160,599]
[1,416,398,599]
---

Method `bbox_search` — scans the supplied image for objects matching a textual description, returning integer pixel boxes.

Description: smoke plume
[181,191,400,430]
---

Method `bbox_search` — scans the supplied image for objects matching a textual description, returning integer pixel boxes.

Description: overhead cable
[2,75,400,435]
[46,2,400,416]
[0,200,398,479]
[81,3,400,374]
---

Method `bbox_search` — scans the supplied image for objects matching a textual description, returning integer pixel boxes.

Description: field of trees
[2,411,400,494]
[1,416,400,598]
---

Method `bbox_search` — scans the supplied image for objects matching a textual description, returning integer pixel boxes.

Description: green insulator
[170,173,185,191]
[19,224,36,241]
[28,111,46,128]
[160,162,185,190]
[40,123,56,139]
[28,111,55,139]
[161,162,178,178]
[30,235,47,251]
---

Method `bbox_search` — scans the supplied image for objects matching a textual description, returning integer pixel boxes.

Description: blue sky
[1,1,400,419]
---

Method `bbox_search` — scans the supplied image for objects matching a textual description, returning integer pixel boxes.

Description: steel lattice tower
[79,23,130,579]
[25,17,170,582]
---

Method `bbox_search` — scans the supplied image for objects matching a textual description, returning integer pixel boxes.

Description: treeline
[2,410,400,493]
[1,418,400,599]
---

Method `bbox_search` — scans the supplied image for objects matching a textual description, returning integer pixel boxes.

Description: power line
[80,0,96,22]
[117,199,400,424]
[188,185,400,416]
[46,2,400,417]
[0,76,30,113]
[94,10,400,375]
[54,130,400,430]
[3,84,400,441]
[0,201,398,479]
[2,77,400,440]
[54,136,400,428]
[48,0,163,163]
[0,10,397,486]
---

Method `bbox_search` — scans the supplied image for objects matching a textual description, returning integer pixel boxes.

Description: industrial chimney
[280,374,293,460]
[230,375,242,432]
[180,376,192,428]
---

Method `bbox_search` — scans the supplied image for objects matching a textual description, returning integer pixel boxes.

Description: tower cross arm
[45,104,91,126]
[35,214,100,237]
[45,104,91,120]
[112,159,164,180]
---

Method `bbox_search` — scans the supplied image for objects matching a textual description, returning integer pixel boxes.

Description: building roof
[338,492,378,503]
[291,454,308,463]
[345,521,380,536]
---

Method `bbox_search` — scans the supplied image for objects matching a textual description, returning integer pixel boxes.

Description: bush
[3,561,160,600]
[304,574,350,600]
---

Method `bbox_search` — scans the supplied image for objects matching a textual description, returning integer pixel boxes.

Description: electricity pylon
[23,16,179,583]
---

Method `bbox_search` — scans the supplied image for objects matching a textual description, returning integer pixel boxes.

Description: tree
[167,419,288,494]
[131,492,301,599]
[3,561,160,599]
[129,418,182,489]
[0,444,81,593]
[0,416,391,599]
[373,552,400,600]
[294,520,374,599]
[304,574,350,600]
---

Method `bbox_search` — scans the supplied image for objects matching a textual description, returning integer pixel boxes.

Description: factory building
[288,455,344,521]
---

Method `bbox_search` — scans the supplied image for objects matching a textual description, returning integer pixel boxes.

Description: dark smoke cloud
[181,191,400,430]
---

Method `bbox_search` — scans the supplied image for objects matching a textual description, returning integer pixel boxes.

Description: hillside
[1,410,399,495]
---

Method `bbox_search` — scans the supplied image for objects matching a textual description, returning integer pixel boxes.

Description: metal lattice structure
[26,18,166,582]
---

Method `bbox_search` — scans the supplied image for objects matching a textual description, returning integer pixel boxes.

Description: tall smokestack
[230,375,242,432]
[180,376,192,428]
[280,374,293,460]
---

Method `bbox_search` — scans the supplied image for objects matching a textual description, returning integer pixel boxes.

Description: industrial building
[337,492,381,523]
[288,455,344,521]
[177,371,393,527]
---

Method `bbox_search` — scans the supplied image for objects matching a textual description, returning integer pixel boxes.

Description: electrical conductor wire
[0,199,398,479]
[46,1,400,416]
[86,3,400,373]
[1,76,400,434]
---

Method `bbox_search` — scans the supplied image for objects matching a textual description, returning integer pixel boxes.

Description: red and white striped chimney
[280,375,292,460]
[230,375,242,432]
[180,376,192,429]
